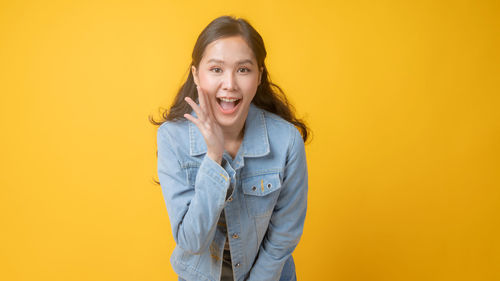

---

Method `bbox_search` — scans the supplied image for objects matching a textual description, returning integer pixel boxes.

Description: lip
[216,96,241,100]
[216,98,241,115]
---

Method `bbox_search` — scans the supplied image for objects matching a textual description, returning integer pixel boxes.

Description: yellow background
[1,0,499,280]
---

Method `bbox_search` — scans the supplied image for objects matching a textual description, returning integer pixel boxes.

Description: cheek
[198,73,219,88]
[198,75,220,99]
[240,76,260,92]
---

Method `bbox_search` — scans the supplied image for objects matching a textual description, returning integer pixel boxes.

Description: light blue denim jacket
[157,103,308,281]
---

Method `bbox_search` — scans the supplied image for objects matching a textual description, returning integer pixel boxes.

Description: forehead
[201,36,256,64]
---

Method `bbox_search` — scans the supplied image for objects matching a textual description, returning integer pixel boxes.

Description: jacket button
[251,186,256,191]
[232,233,239,239]
[227,197,233,202]
[235,263,241,267]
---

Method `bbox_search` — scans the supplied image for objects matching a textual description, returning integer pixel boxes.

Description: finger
[183,113,201,126]
[184,97,205,120]
[196,85,206,112]
[197,85,216,121]
[204,91,217,121]
[198,86,218,125]
[198,86,215,122]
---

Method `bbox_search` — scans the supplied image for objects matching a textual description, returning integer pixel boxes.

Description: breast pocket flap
[242,173,281,196]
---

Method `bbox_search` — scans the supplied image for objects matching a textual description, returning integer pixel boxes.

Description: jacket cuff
[197,154,231,190]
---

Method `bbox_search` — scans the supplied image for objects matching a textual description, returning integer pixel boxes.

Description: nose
[221,71,236,91]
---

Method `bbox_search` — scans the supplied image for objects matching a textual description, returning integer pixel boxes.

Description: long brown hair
[149,16,310,184]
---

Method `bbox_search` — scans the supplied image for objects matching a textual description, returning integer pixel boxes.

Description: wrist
[207,151,223,165]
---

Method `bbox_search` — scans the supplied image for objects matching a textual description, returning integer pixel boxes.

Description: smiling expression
[192,35,263,133]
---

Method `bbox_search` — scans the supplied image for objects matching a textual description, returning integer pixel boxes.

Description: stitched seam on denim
[253,209,274,217]
[198,156,230,186]
[195,194,226,253]
[241,169,283,179]
[242,174,280,186]
[243,111,269,158]
[219,173,228,182]
[181,162,229,186]
[159,127,186,184]
[199,172,229,188]
[260,111,270,155]
[189,121,208,156]
[289,124,298,159]
[283,125,301,178]
[180,162,201,169]
[189,121,194,155]
[172,259,212,281]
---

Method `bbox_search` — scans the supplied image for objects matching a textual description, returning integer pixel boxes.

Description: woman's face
[192,35,263,133]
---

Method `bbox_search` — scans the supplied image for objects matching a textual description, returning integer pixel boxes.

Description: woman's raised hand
[184,86,225,164]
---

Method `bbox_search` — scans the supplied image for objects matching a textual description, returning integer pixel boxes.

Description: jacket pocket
[242,172,282,217]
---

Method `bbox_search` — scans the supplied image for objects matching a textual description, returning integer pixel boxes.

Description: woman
[154,15,309,281]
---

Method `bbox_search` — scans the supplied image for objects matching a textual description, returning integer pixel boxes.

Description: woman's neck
[223,128,243,143]
[222,121,245,143]
[222,124,245,159]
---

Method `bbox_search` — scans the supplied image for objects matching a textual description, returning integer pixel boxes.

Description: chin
[215,115,239,128]
[217,110,250,129]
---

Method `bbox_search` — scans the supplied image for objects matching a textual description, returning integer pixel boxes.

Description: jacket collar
[189,103,270,158]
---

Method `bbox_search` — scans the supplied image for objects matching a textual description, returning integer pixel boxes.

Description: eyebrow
[206,58,254,65]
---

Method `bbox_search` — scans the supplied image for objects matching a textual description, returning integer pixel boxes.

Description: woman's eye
[238,67,251,73]
[210,67,222,73]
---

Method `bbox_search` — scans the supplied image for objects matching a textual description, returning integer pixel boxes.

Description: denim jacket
[157,103,308,281]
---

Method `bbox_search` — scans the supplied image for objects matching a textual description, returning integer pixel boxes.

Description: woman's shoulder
[157,119,191,148]
[158,119,189,135]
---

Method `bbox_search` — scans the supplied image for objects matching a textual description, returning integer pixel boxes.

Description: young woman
[154,15,310,281]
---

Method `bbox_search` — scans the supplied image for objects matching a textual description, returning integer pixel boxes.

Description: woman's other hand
[184,86,225,164]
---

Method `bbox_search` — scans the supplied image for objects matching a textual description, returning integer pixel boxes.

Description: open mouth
[216,97,241,114]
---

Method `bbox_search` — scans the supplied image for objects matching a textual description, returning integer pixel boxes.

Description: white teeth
[219,97,239,102]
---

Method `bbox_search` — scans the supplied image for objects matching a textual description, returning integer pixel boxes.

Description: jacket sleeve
[246,126,308,280]
[157,124,231,254]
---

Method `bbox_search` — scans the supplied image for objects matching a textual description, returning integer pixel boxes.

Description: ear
[258,66,264,85]
[191,65,199,86]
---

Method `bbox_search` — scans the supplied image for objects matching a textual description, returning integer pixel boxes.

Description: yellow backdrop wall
[1,0,499,280]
